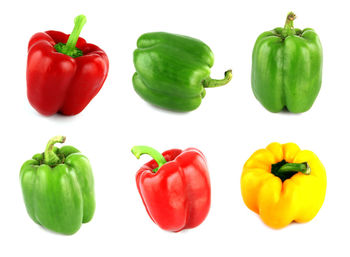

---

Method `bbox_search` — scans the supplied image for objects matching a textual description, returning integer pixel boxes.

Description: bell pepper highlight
[27,15,109,116]
[20,136,96,235]
[131,145,211,232]
[241,142,327,229]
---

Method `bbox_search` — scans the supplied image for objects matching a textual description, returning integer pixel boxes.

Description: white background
[0,0,348,256]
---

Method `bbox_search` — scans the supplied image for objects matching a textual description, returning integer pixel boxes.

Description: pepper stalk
[54,15,87,58]
[44,136,66,166]
[131,146,167,172]
[282,12,297,38]
[272,161,311,182]
[202,70,233,88]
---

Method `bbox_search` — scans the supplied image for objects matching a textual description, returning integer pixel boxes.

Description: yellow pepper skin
[241,142,326,229]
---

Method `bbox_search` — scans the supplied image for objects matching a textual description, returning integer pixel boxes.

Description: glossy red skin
[136,148,211,232]
[27,30,109,116]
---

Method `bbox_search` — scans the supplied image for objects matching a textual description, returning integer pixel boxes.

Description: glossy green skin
[133,32,214,112]
[20,146,95,235]
[252,27,323,113]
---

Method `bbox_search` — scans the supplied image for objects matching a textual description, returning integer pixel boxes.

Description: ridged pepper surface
[241,142,326,229]
[27,15,109,116]
[20,136,95,235]
[131,146,211,232]
[133,32,232,112]
[252,12,322,113]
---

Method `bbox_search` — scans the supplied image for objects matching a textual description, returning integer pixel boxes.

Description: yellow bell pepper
[241,142,326,229]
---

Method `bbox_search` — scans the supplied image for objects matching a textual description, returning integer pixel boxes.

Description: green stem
[54,15,86,58]
[202,70,232,88]
[131,146,167,173]
[44,136,66,166]
[282,12,296,38]
[277,162,310,175]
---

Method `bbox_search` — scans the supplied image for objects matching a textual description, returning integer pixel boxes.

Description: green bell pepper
[20,136,95,235]
[133,32,232,112]
[252,12,323,113]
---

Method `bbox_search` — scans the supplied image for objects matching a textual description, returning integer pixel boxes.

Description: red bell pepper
[131,146,211,232]
[26,15,109,116]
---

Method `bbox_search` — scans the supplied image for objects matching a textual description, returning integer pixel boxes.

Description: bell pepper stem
[277,162,311,175]
[202,70,232,88]
[131,146,167,173]
[60,15,87,56]
[44,136,66,166]
[282,12,296,38]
